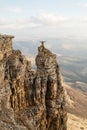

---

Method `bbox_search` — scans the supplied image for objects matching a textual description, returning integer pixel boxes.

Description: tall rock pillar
[35,42,67,130]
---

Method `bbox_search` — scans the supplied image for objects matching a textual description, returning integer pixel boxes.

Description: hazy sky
[0,0,87,40]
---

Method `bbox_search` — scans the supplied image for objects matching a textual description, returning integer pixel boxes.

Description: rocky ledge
[0,35,67,130]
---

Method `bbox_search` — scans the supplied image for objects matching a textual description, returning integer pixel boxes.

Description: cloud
[0,18,41,29]
[1,11,87,30]
[78,3,87,7]
[7,7,23,13]
[1,11,87,40]
[31,12,87,28]
[0,12,67,29]
[0,7,24,13]
[31,12,67,26]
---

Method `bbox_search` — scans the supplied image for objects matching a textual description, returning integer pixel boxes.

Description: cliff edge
[0,35,67,130]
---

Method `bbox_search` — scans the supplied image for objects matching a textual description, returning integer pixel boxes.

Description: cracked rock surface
[0,35,67,130]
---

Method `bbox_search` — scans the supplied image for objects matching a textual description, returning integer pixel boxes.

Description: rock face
[0,35,67,130]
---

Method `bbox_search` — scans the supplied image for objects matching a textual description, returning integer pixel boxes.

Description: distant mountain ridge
[13,38,87,58]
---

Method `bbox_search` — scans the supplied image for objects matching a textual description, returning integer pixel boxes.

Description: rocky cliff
[0,35,67,130]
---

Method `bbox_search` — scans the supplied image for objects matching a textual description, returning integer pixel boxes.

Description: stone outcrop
[0,35,67,130]
[0,34,14,60]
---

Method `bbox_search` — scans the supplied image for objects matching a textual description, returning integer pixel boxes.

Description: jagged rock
[0,35,67,130]
[0,34,14,60]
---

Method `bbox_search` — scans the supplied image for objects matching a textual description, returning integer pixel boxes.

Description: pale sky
[0,0,87,40]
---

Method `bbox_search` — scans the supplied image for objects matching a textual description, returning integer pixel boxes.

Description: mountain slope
[68,113,87,130]
[65,84,87,119]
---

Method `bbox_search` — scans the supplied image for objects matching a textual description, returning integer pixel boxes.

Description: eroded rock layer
[0,35,67,130]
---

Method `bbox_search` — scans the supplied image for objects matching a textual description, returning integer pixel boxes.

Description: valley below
[60,55,87,130]
[65,83,87,130]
